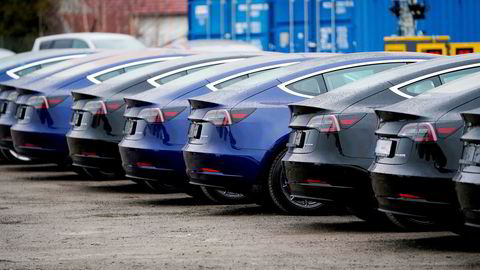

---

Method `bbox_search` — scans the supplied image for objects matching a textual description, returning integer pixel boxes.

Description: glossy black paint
[371,72,480,223]
[454,108,480,228]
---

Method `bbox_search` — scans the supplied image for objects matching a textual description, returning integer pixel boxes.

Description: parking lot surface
[1,163,479,269]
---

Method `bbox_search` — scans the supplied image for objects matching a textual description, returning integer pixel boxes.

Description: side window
[214,75,248,90]
[41,60,64,68]
[95,69,125,82]
[285,74,327,96]
[72,39,89,48]
[39,41,53,50]
[155,71,188,85]
[398,76,441,96]
[52,39,74,49]
[323,63,405,90]
[439,67,480,84]
[248,68,276,78]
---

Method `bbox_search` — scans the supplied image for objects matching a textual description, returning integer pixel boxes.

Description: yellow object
[450,42,480,55]
[384,36,450,42]
[384,43,407,52]
[416,43,448,55]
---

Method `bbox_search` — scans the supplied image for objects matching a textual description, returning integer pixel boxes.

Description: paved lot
[0,163,479,269]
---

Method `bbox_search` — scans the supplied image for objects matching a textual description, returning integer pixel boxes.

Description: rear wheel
[200,186,249,204]
[385,212,437,231]
[266,149,325,215]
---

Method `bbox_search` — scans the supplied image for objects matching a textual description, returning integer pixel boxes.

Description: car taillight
[84,100,124,115]
[84,100,107,115]
[27,95,68,109]
[138,106,185,123]
[338,114,366,129]
[203,108,255,126]
[435,121,461,138]
[307,115,340,133]
[398,122,437,142]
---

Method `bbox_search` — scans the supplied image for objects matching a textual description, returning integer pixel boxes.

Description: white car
[0,48,15,59]
[32,32,145,51]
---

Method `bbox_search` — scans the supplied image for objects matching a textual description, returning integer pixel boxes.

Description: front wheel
[266,149,325,215]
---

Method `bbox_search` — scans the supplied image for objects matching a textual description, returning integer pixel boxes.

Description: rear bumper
[455,176,480,228]
[0,123,13,150]
[119,142,187,186]
[183,147,266,194]
[11,129,68,161]
[285,161,373,206]
[371,170,459,222]
[67,136,121,171]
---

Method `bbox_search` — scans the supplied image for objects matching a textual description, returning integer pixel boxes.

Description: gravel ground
[0,163,479,270]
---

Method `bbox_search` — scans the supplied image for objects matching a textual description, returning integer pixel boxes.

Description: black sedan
[283,53,480,224]
[371,72,480,230]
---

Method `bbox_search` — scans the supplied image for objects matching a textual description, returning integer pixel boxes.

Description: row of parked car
[0,48,479,235]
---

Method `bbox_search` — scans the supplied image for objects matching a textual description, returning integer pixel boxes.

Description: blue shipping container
[188,0,480,53]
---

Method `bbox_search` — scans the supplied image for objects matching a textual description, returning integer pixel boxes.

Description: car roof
[126,53,334,105]
[72,52,270,99]
[14,49,190,93]
[290,53,480,113]
[187,52,437,108]
[377,71,480,121]
[0,49,98,72]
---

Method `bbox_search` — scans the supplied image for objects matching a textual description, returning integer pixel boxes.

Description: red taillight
[27,95,68,109]
[307,115,340,133]
[199,168,220,173]
[398,193,422,200]
[84,100,124,115]
[138,106,185,123]
[105,101,124,112]
[398,122,437,142]
[203,108,255,126]
[304,179,328,184]
[338,114,366,129]
[136,162,153,167]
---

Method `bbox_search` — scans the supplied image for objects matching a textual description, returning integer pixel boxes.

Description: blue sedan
[183,52,439,214]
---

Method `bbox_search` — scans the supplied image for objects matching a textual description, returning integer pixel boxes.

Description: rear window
[323,63,405,90]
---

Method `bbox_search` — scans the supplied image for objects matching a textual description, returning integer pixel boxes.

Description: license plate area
[293,131,306,148]
[16,106,26,120]
[188,123,202,139]
[0,102,7,114]
[125,120,137,135]
[72,112,83,126]
[375,139,395,157]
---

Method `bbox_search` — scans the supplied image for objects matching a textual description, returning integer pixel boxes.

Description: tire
[266,148,325,215]
[81,167,124,180]
[200,186,249,204]
[385,212,437,231]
